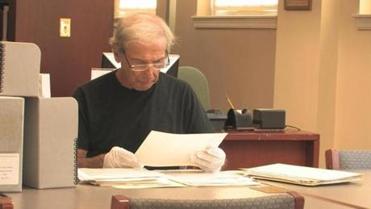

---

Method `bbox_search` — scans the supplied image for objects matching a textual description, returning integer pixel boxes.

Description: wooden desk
[220,130,320,169]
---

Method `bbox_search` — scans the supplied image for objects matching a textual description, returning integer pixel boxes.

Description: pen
[225,94,235,109]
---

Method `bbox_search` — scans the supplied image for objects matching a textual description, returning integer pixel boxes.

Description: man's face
[116,40,167,91]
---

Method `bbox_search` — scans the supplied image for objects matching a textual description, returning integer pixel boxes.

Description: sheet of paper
[0,153,19,185]
[78,168,163,182]
[111,177,184,189]
[135,131,227,167]
[165,170,259,187]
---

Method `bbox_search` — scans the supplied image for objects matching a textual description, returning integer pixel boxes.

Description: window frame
[193,0,277,29]
[353,0,371,30]
[114,0,157,18]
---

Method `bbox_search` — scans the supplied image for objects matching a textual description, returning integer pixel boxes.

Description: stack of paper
[78,168,183,189]
[78,168,162,184]
[165,171,259,187]
[242,163,362,186]
[111,178,184,189]
[78,168,260,188]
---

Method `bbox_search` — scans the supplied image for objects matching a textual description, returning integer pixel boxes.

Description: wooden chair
[325,149,371,170]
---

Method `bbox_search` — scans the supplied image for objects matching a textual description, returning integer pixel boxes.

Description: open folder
[242,163,362,186]
[135,131,227,167]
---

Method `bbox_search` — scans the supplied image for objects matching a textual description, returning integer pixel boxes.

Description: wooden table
[7,171,370,209]
[221,130,320,169]
[5,185,303,209]
[5,179,361,209]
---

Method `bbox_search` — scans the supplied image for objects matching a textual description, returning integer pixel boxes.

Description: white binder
[0,96,24,192]
[23,97,78,189]
[0,41,41,97]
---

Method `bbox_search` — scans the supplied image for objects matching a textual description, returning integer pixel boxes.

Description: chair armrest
[111,195,130,209]
[325,149,340,169]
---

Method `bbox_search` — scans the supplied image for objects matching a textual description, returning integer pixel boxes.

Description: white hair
[110,13,175,54]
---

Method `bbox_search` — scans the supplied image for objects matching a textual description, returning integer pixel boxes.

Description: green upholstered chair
[177,66,211,110]
[326,149,371,170]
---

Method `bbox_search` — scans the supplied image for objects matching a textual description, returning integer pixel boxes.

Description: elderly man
[73,13,225,172]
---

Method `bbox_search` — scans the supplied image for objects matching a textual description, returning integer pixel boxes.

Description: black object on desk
[225,109,253,131]
[206,109,227,132]
[253,109,286,129]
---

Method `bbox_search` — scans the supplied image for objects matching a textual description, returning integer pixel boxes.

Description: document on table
[111,177,184,189]
[164,170,259,187]
[242,163,362,186]
[78,168,184,188]
[78,168,162,184]
[135,131,227,167]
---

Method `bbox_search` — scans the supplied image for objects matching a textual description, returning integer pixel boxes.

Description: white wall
[275,0,371,166]
[335,0,371,149]
[274,0,322,131]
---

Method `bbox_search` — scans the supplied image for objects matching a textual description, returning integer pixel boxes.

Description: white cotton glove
[103,146,142,168]
[190,147,226,173]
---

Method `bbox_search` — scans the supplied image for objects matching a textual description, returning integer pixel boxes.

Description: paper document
[242,163,362,186]
[112,177,184,189]
[135,131,227,167]
[78,168,184,189]
[78,168,163,184]
[0,153,20,185]
[165,170,259,187]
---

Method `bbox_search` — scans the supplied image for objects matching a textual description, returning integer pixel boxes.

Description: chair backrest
[111,194,303,209]
[177,66,210,110]
[325,149,371,170]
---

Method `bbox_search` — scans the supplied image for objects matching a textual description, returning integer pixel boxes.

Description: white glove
[103,146,142,168]
[191,147,226,172]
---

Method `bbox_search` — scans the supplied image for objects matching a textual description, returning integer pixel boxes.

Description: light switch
[60,18,71,37]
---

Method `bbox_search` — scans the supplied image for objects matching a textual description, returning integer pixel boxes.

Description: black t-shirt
[73,71,214,157]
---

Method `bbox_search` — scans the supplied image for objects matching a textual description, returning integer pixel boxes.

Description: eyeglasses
[123,51,170,72]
